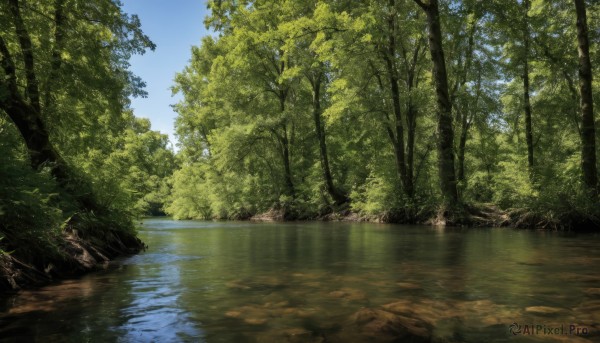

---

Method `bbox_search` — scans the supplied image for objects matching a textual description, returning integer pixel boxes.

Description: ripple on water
[115,309,202,343]
[116,279,203,342]
[121,253,203,266]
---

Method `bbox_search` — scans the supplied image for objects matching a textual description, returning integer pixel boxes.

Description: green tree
[413,0,459,205]
[0,0,156,269]
[0,0,154,206]
[167,0,600,229]
[573,0,599,196]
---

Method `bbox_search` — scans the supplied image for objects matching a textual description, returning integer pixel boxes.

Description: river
[1,218,599,342]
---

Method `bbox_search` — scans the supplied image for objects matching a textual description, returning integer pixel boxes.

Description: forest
[1,0,600,288]
[168,0,600,228]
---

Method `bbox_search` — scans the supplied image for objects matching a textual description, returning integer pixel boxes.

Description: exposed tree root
[508,208,600,231]
[423,203,508,227]
[0,229,144,293]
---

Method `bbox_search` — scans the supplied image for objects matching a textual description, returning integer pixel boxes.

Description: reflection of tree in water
[440,230,468,341]
[442,230,467,296]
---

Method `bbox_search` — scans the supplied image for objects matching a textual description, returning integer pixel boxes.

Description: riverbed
[1,219,599,342]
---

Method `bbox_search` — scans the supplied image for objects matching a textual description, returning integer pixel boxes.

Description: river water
[0,219,599,342]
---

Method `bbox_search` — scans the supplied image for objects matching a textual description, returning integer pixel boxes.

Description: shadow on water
[1,218,599,342]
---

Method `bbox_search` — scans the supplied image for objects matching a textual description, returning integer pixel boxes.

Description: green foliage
[166,163,213,220]
[79,115,176,216]
[0,122,63,261]
[165,0,600,229]
[0,0,168,267]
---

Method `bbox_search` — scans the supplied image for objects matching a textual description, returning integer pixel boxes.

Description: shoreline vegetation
[261,203,600,230]
[238,202,599,231]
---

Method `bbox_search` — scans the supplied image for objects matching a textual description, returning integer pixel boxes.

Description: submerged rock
[244,317,267,325]
[224,301,322,329]
[348,308,431,342]
[525,306,566,315]
[225,275,288,292]
[256,327,325,343]
[224,310,242,318]
[382,299,451,326]
[572,300,600,326]
[583,288,600,297]
[396,282,421,290]
[328,287,367,301]
[225,280,251,290]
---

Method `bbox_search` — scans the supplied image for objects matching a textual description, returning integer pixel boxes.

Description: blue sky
[121,0,209,147]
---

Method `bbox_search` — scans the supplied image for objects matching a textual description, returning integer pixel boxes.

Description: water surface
[1,219,599,342]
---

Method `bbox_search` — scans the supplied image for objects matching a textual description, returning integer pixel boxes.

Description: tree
[0,0,67,179]
[522,0,535,172]
[314,0,432,206]
[413,0,459,205]
[0,0,154,208]
[573,0,599,196]
[0,0,157,279]
[278,1,350,205]
[167,0,600,228]
[211,3,298,199]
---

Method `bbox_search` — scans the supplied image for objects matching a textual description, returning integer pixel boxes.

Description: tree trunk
[414,0,459,204]
[405,101,416,198]
[403,39,424,200]
[384,0,411,198]
[1,98,69,181]
[523,63,534,171]
[0,3,69,182]
[43,0,66,110]
[453,16,476,186]
[311,73,348,205]
[279,96,295,198]
[457,113,469,184]
[574,0,599,195]
[523,0,534,173]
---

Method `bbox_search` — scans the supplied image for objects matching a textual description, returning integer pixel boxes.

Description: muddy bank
[0,228,144,293]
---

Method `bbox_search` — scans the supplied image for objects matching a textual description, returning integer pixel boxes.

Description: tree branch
[0,35,19,99]
[412,0,429,10]
[9,0,41,113]
[44,0,66,109]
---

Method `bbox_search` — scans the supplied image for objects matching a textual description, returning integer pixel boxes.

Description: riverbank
[0,228,144,293]
[249,203,599,231]
[249,203,511,227]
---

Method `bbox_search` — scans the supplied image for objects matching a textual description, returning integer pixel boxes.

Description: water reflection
[113,231,203,342]
[0,219,599,342]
